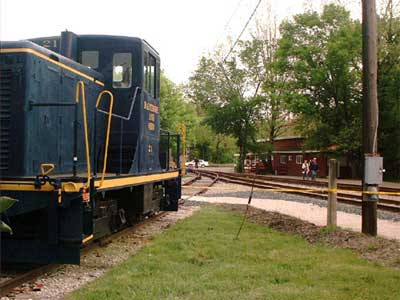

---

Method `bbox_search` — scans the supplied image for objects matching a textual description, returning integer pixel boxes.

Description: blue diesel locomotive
[0,31,181,264]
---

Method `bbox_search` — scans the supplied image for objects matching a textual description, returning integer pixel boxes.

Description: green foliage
[160,72,197,134]
[0,196,17,234]
[0,196,17,212]
[188,124,237,163]
[160,72,237,163]
[188,124,212,160]
[0,221,12,234]
[277,4,363,172]
[205,97,258,148]
[188,52,260,171]
[320,225,337,235]
[377,3,400,179]
[367,244,378,252]
[239,30,289,147]
[210,134,237,163]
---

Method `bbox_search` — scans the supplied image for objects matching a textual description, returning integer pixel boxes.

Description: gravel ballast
[1,206,199,300]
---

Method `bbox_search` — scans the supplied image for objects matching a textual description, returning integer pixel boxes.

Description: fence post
[327,159,338,227]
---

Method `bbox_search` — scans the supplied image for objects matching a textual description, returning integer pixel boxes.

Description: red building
[270,136,328,178]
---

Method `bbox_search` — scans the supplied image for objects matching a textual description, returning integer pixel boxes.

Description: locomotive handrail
[96,86,140,120]
[177,123,186,172]
[75,81,91,187]
[95,90,115,187]
[40,163,55,176]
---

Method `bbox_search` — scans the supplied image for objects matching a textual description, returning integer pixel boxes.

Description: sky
[0,0,362,84]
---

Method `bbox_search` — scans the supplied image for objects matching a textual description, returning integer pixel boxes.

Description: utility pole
[362,0,382,236]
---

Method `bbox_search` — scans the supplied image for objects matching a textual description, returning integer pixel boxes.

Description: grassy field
[67,206,400,300]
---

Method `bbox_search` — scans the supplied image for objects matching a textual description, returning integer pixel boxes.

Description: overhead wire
[223,0,263,62]
[218,0,263,95]
[215,0,245,47]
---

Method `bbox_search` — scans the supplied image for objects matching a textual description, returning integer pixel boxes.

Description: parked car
[185,159,209,168]
[199,159,209,167]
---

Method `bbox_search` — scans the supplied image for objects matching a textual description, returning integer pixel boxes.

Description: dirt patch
[219,203,400,269]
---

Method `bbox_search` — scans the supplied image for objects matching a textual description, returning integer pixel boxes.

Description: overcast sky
[1,0,362,84]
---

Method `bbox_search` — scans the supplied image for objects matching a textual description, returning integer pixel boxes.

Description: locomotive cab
[78,35,162,175]
[31,33,165,176]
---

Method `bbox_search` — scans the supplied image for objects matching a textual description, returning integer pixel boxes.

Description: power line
[215,0,245,49]
[223,0,245,32]
[223,0,263,62]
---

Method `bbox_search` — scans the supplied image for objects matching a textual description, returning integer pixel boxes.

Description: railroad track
[2,177,217,299]
[0,210,169,298]
[0,175,218,295]
[228,172,400,194]
[182,171,219,201]
[193,169,400,213]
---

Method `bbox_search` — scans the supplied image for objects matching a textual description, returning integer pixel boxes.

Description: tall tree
[277,4,363,175]
[240,20,289,172]
[188,55,259,171]
[160,72,198,163]
[377,0,400,179]
[161,72,237,163]
[160,72,197,132]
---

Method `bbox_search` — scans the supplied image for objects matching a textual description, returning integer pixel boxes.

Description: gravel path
[1,206,199,300]
[200,181,400,222]
[184,181,400,240]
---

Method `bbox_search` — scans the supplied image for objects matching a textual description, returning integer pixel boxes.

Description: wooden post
[327,159,337,227]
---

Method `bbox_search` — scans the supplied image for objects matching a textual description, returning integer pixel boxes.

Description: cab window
[144,52,157,97]
[113,53,132,88]
[81,51,99,69]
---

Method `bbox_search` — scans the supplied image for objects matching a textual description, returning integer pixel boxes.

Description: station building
[261,136,357,178]
[269,136,328,177]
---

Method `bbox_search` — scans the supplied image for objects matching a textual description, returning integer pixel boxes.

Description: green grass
[67,206,400,300]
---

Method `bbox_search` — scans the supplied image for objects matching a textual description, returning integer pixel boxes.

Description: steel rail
[194,170,400,213]
[0,211,169,297]
[214,171,399,193]
[182,170,219,201]
[0,264,59,298]
[182,173,202,186]
[210,171,400,205]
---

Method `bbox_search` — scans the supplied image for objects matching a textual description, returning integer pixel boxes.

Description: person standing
[310,157,319,180]
[302,159,309,180]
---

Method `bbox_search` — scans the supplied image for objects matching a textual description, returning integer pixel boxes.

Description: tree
[189,124,212,160]
[239,20,289,172]
[377,0,400,179]
[210,133,237,163]
[206,97,258,170]
[188,55,259,172]
[160,72,197,133]
[160,72,237,163]
[277,4,363,175]
[159,72,199,163]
